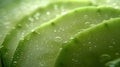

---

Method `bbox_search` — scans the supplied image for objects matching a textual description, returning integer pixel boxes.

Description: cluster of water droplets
[34,12,41,20]
[28,12,40,23]
[88,41,93,50]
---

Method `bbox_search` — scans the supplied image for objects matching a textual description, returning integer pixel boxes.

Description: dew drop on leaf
[13,61,17,64]
[46,11,50,15]
[34,12,40,20]
[28,17,34,22]
[54,30,57,32]
[100,54,111,62]
[61,9,67,15]
[115,52,120,55]
[54,4,58,10]
[90,24,96,27]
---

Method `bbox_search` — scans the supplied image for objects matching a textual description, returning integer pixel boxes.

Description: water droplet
[90,24,96,27]
[115,52,120,55]
[112,41,116,44]
[54,4,58,10]
[55,36,61,39]
[94,45,97,48]
[16,56,19,59]
[88,46,92,50]
[107,0,111,3]
[100,54,111,62]
[21,37,24,41]
[54,30,57,32]
[31,29,35,32]
[108,46,113,48]
[4,22,10,26]
[61,10,67,15]
[63,41,67,44]
[28,17,34,22]
[59,28,64,32]
[72,59,78,63]
[55,36,62,42]
[70,37,74,40]
[84,15,88,18]
[36,45,39,50]
[114,6,119,9]
[108,64,115,67]
[59,48,62,51]
[39,62,44,67]
[85,22,90,24]
[46,11,50,15]
[12,27,15,29]
[21,32,25,39]
[34,12,40,20]
[112,3,117,6]
[88,42,92,44]
[13,61,17,64]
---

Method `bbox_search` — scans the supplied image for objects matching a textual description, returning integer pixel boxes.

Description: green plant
[0,0,120,67]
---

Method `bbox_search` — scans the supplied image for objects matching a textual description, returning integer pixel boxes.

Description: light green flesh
[92,0,120,8]
[1,1,92,67]
[55,18,120,67]
[11,7,120,67]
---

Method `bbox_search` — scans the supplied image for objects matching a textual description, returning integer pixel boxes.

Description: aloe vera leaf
[106,58,120,67]
[12,7,120,67]
[0,0,55,67]
[0,0,56,46]
[1,1,92,67]
[92,0,120,8]
[55,18,120,67]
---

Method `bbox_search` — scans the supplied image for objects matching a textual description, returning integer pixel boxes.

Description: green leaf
[106,58,120,67]
[12,7,120,67]
[0,0,55,45]
[92,0,120,8]
[1,1,92,67]
[55,18,120,67]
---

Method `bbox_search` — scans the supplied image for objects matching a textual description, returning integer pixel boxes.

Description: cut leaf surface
[55,18,120,67]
